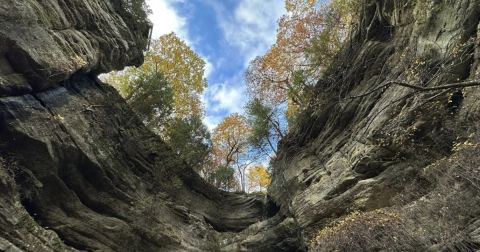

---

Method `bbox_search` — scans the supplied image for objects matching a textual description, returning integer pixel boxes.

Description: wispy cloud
[147,0,284,130]
[210,84,245,113]
[147,0,214,79]
[208,0,285,66]
[202,73,248,131]
[198,0,284,130]
[204,72,246,112]
[147,0,187,39]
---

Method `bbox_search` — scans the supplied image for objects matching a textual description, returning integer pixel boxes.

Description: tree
[165,115,211,171]
[210,165,239,191]
[105,32,208,122]
[118,72,174,129]
[246,0,357,119]
[123,0,151,23]
[306,0,358,67]
[246,98,286,156]
[211,114,257,192]
[147,33,208,118]
[247,165,271,192]
[104,33,213,176]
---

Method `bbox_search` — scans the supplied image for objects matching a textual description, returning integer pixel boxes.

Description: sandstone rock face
[0,1,300,251]
[0,0,150,96]
[270,0,480,250]
[1,0,480,251]
[0,76,297,251]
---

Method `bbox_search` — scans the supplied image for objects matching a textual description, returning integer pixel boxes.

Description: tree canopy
[247,165,271,192]
[106,32,208,123]
[210,114,256,192]
[246,0,357,119]
[104,0,357,193]
[105,33,212,180]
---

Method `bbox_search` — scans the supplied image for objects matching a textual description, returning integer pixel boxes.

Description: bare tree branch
[345,79,480,101]
[391,80,480,91]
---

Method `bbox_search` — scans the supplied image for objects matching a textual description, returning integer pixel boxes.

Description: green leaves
[246,0,356,124]
[150,33,207,118]
[246,96,288,153]
[246,99,274,150]
[126,72,174,128]
[104,33,213,179]
[106,33,207,122]
[211,165,238,191]
[165,116,211,170]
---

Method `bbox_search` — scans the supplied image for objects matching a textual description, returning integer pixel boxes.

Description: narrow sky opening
[146,0,285,130]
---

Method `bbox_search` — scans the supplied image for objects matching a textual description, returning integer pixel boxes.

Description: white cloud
[146,0,284,131]
[207,83,245,114]
[203,82,245,131]
[213,85,243,113]
[147,0,187,39]
[202,115,222,131]
[212,0,285,66]
[147,0,213,78]
[204,57,214,79]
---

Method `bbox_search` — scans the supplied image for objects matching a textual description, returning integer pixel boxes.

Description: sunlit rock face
[0,0,150,96]
[1,0,480,251]
[270,0,480,250]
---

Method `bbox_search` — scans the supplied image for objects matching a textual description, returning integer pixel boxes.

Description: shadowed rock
[1,0,480,251]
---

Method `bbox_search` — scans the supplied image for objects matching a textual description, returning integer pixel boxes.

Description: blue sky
[146,0,286,130]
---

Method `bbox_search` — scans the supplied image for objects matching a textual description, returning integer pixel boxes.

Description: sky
[146,0,286,130]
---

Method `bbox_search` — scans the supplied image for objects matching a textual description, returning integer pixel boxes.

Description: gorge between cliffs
[1,0,480,251]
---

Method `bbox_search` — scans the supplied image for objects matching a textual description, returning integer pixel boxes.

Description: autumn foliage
[210,114,258,192]
[246,0,357,118]
[106,32,207,121]
[247,165,271,192]
[105,33,212,182]
[104,1,359,193]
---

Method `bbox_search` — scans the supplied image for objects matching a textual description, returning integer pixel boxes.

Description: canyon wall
[1,0,480,251]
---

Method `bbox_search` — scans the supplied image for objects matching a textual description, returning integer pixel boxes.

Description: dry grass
[309,209,424,251]
[309,134,480,252]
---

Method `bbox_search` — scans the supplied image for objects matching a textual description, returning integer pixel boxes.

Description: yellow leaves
[310,209,402,248]
[211,114,250,167]
[247,165,271,191]
[285,0,317,13]
[54,114,64,121]
[246,0,355,119]
[72,55,87,69]
[104,32,207,120]
[147,33,207,118]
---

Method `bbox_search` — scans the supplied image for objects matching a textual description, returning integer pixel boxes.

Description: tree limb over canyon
[1,0,480,251]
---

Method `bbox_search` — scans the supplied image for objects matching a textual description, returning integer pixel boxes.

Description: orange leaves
[246,0,325,110]
[210,114,255,192]
[285,0,316,13]
[211,114,250,167]
[246,0,356,120]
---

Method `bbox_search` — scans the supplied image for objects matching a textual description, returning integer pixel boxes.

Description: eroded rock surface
[1,0,480,251]
[0,0,301,251]
[0,0,150,96]
[270,0,480,250]
[0,76,294,251]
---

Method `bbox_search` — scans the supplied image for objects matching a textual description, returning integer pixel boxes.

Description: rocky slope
[270,0,480,250]
[0,1,299,251]
[1,0,480,251]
